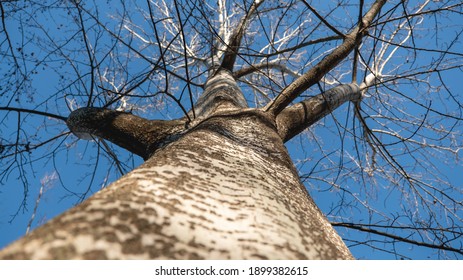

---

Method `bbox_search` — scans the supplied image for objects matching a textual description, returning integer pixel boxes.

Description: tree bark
[0,70,354,259]
[277,83,361,142]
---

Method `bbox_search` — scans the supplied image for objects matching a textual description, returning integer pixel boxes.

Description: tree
[0,0,462,259]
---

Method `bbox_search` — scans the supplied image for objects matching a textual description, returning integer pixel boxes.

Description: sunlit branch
[244,35,343,59]
[233,61,300,79]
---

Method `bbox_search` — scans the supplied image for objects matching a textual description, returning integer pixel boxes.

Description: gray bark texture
[0,69,359,259]
[0,0,386,259]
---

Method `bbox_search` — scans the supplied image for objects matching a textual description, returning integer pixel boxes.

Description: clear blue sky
[1,1,462,259]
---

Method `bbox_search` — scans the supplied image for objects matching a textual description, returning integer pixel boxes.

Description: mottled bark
[0,107,353,259]
[0,0,389,259]
[193,69,248,118]
[277,83,361,142]
[0,69,355,259]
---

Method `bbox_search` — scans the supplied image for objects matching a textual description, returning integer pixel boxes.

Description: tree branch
[265,0,386,116]
[173,0,196,118]
[220,0,264,71]
[233,61,300,79]
[0,107,67,121]
[66,107,185,159]
[332,222,463,256]
[242,35,343,59]
[300,0,345,38]
[276,83,360,142]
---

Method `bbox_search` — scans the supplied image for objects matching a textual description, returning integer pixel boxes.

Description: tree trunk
[0,69,355,259]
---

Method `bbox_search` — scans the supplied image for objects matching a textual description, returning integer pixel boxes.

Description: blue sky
[1,1,462,259]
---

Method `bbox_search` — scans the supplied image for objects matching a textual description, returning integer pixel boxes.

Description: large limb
[265,0,386,116]
[276,84,360,142]
[66,108,185,160]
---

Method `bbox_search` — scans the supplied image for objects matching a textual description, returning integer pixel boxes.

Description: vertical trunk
[0,0,390,259]
[0,70,353,259]
[0,109,352,259]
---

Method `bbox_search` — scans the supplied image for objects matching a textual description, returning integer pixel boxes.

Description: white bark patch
[131,141,304,257]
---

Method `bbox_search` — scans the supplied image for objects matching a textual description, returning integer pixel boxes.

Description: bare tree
[0,0,462,259]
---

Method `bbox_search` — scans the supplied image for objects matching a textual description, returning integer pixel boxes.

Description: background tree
[0,0,462,259]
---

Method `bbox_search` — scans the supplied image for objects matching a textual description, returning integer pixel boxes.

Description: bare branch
[220,0,264,71]
[277,84,361,142]
[265,0,387,116]
[233,61,300,79]
[333,222,463,256]
[300,0,345,38]
[0,107,67,122]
